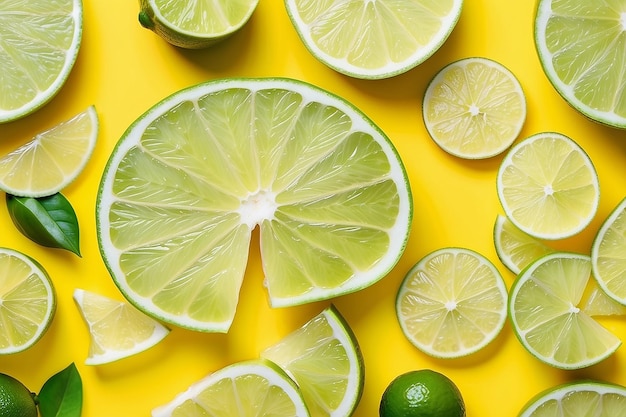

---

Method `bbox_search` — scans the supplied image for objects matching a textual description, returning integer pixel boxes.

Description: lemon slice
[0,106,98,198]
[496,132,599,240]
[284,0,463,79]
[261,305,364,417]
[0,248,56,354]
[0,0,82,123]
[509,252,621,369]
[396,247,508,358]
[73,288,170,365]
[151,359,310,417]
[423,57,526,159]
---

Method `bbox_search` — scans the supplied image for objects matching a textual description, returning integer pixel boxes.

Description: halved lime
[96,77,412,332]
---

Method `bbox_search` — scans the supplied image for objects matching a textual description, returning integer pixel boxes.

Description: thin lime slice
[151,359,310,417]
[423,57,526,159]
[0,248,56,354]
[261,305,363,417]
[96,77,412,332]
[396,247,508,358]
[0,0,82,123]
[284,0,463,79]
[509,252,621,369]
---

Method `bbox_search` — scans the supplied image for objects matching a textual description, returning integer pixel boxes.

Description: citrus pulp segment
[396,247,508,358]
[0,247,56,354]
[496,132,599,240]
[509,252,621,369]
[151,359,311,417]
[582,280,626,317]
[423,57,526,159]
[534,0,626,128]
[261,305,364,417]
[96,77,412,333]
[284,0,463,79]
[0,0,82,123]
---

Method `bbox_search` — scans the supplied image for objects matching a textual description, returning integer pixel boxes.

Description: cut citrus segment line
[423,57,526,159]
[73,288,170,365]
[0,106,98,198]
[96,77,412,332]
[0,247,56,354]
[496,132,599,240]
[396,247,508,358]
[0,0,83,123]
[284,0,463,79]
[261,305,364,417]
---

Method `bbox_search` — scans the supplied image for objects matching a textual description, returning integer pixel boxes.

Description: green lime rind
[0,373,38,417]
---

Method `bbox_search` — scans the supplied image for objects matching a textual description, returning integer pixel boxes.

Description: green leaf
[6,193,81,256]
[38,363,82,417]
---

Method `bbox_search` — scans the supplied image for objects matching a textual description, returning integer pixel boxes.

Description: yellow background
[2,0,626,416]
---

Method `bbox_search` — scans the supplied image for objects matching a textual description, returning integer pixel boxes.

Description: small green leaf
[38,363,82,417]
[6,193,81,256]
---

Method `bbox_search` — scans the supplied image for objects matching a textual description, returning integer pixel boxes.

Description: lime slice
[138,0,259,49]
[96,77,412,332]
[0,248,56,354]
[496,132,599,240]
[261,305,363,417]
[284,0,463,79]
[591,197,626,305]
[582,279,626,317]
[509,252,621,369]
[423,57,526,159]
[151,359,310,417]
[0,0,82,123]
[519,380,626,417]
[73,288,170,365]
[396,247,508,358]
[534,0,626,128]
[0,106,98,198]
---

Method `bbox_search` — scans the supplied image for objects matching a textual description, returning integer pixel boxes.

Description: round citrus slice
[396,247,508,358]
[284,0,463,79]
[0,0,82,123]
[509,252,621,370]
[534,0,626,128]
[261,305,363,417]
[423,57,526,159]
[496,132,599,240]
[96,77,412,332]
[0,248,56,354]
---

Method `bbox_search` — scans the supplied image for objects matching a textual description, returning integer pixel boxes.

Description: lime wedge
[582,279,626,317]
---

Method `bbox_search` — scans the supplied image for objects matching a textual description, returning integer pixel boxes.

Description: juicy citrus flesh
[509,252,621,369]
[496,132,599,240]
[582,279,626,317]
[0,248,55,354]
[534,0,626,128]
[261,305,363,417]
[284,0,463,79]
[396,247,508,358]
[151,359,310,417]
[0,0,82,123]
[423,57,526,159]
[0,373,38,417]
[96,77,412,332]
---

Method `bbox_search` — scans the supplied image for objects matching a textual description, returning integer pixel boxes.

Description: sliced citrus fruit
[0,106,98,198]
[261,305,363,417]
[496,132,599,240]
[534,0,626,128]
[151,359,310,417]
[73,288,170,365]
[96,77,412,332]
[0,0,82,123]
[284,0,463,79]
[0,248,56,354]
[582,279,626,317]
[396,247,508,358]
[509,252,621,369]
[423,57,526,159]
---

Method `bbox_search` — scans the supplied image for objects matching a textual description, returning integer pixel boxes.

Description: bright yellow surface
[1,1,626,416]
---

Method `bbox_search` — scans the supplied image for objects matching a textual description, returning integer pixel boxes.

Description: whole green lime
[379,369,465,417]
[0,373,38,417]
